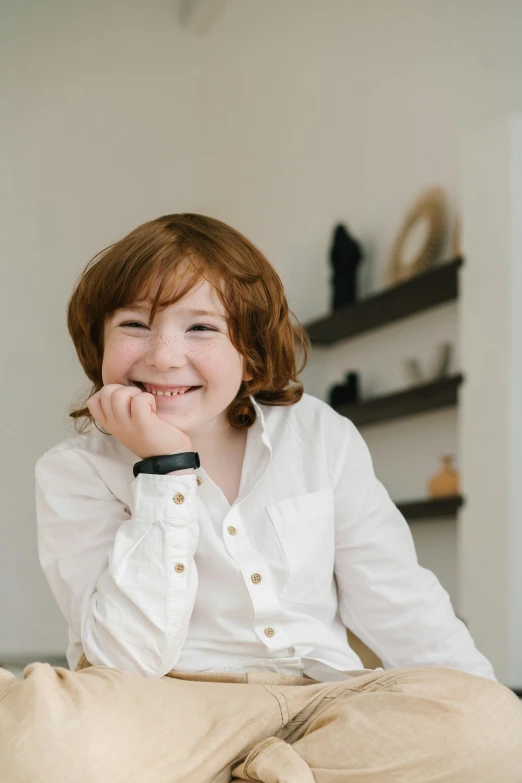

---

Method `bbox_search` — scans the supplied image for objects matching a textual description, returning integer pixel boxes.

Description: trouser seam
[0,681,17,704]
[277,676,405,739]
[262,684,289,727]
[214,692,290,782]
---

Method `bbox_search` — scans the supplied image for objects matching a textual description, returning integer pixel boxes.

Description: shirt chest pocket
[266,489,335,605]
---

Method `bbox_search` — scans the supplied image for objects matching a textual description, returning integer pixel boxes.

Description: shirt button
[251,573,262,584]
[173,493,185,504]
[227,526,237,535]
[264,627,275,637]
[174,563,185,573]
[196,477,202,486]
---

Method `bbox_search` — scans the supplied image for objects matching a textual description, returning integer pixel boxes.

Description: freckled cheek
[187,342,221,367]
[102,338,144,381]
[190,343,243,379]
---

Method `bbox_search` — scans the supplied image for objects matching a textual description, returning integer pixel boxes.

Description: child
[1,213,521,783]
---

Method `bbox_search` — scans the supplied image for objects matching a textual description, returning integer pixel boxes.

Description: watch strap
[133,451,200,478]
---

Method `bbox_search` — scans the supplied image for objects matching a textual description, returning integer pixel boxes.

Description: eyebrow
[119,303,227,321]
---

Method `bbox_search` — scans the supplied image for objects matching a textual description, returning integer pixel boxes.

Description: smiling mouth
[130,381,202,397]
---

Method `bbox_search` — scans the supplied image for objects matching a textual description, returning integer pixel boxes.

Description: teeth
[144,384,192,396]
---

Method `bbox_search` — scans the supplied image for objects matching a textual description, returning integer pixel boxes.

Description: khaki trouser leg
[230,666,522,783]
[0,661,312,783]
[0,662,521,783]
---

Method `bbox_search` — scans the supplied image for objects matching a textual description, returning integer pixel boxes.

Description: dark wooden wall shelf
[333,374,464,427]
[396,495,464,522]
[304,257,463,345]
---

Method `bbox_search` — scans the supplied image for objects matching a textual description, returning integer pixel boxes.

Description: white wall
[1,0,210,657]
[459,115,522,686]
[2,0,522,672]
[193,0,522,675]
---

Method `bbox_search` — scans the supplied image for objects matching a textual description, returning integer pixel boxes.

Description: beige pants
[0,658,521,783]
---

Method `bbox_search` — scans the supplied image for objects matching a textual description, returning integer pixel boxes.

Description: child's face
[102,276,253,439]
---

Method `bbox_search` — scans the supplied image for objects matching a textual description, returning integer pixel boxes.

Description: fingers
[87,384,141,431]
[129,389,157,425]
[86,389,108,428]
[109,385,142,424]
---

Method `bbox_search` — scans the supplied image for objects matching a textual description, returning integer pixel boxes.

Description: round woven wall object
[387,187,446,285]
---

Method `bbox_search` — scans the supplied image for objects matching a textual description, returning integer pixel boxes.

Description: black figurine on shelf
[328,372,360,408]
[329,223,363,310]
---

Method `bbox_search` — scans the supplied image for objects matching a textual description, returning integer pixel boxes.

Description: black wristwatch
[132,452,200,478]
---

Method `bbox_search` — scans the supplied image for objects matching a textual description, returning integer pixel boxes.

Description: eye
[119,322,215,332]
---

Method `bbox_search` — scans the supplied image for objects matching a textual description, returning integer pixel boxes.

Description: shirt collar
[248,394,272,453]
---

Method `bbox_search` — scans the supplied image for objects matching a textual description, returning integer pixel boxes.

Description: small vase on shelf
[428,455,460,498]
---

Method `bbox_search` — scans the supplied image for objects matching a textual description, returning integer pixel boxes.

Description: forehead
[116,278,228,319]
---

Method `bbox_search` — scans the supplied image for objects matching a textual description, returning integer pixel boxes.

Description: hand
[86,384,193,460]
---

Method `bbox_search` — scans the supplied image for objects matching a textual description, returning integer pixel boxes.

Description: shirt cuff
[130,473,198,523]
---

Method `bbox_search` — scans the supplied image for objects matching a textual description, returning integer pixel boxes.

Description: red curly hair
[67,213,311,434]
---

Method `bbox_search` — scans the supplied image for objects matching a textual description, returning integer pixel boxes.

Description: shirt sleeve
[35,446,199,678]
[332,417,497,682]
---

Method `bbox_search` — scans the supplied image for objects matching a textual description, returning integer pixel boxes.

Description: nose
[144,333,188,371]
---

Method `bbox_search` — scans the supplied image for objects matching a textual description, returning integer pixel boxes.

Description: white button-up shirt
[35,392,497,682]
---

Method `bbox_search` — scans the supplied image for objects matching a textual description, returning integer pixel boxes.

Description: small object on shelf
[387,187,447,285]
[328,371,360,408]
[432,342,452,378]
[404,358,424,386]
[428,455,460,498]
[452,213,462,258]
[404,342,453,386]
[329,223,364,310]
